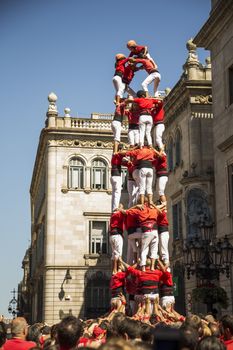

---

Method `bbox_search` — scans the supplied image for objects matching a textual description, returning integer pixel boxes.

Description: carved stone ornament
[48,139,113,149]
[47,92,58,113]
[194,95,212,104]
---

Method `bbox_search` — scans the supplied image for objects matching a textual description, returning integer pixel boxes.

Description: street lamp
[8,288,18,319]
[183,224,233,281]
[58,268,72,301]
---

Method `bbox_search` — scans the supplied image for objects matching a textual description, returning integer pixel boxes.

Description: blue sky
[0,0,210,318]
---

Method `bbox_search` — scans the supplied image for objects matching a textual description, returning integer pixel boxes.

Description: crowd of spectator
[1,310,233,350]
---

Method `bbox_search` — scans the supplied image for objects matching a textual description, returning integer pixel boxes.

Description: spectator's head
[220,315,233,340]
[57,316,83,349]
[27,323,42,344]
[139,322,154,343]
[0,321,7,347]
[99,337,135,350]
[208,322,220,338]
[180,326,199,350]
[197,335,226,350]
[184,314,202,331]
[136,90,147,98]
[11,317,29,340]
[117,318,141,340]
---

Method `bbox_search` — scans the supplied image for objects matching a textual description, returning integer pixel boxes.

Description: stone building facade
[27,96,128,324]
[163,40,213,314]
[194,0,233,311]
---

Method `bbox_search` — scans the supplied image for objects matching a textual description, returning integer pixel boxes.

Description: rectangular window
[92,168,106,189]
[172,201,182,240]
[89,221,108,254]
[229,65,233,106]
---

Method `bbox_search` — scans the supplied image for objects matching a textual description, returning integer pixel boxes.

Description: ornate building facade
[194,0,233,311]
[163,40,213,314]
[27,96,128,324]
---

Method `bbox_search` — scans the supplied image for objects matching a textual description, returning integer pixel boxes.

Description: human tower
[108,40,179,320]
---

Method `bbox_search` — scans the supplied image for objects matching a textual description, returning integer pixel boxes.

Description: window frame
[167,137,174,172]
[175,129,181,167]
[89,220,109,255]
[172,201,182,240]
[68,157,85,189]
[91,158,107,190]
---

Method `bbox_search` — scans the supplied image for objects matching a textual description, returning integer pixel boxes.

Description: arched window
[68,157,85,189]
[175,129,181,166]
[167,138,174,171]
[91,158,107,190]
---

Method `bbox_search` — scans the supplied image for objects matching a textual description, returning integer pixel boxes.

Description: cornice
[217,134,233,152]
[194,0,233,49]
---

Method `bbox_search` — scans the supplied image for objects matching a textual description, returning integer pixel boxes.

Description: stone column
[46,92,58,128]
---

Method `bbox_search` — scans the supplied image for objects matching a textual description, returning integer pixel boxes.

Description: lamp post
[183,223,233,312]
[58,268,72,301]
[8,288,18,319]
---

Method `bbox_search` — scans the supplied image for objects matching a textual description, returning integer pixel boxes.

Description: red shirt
[157,211,169,228]
[133,97,158,115]
[129,45,146,57]
[110,271,126,290]
[122,64,140,84]
[114,102,126,122]
[3,338,36,350]
[160,271,173,287]
[133,58,156,74]
[151,100,164,124]
[224,340,233,350]
[114,58,129,76]
[125,108,140,125]
[153,154,167,176]
[128,205,159,229]
[124,208,138,233]
[127,266,163,294]
[110,210,124,234]
[111,153,124,167]
[126,147,157,163]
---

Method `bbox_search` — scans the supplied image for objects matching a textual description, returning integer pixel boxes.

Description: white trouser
[139,115,153,147]
[127,229,142,264]
[142,72,161,95]
[160,296,175,308]
[157,176,168,196]
[111,120,122,142]
[113,75,125,97]
[138,167,153,195]
[127,179,139,208]
[154,123,165,150]
[159,231,169,263]
[110,175,122,212]
[110,234,123,259]
[128,128,140,146]
[140,229,158,266]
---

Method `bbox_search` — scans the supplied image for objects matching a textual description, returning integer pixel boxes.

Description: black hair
[57,316,83,348]
[197,336,226,350]
[117,318,141,340]
[136,90,147,98]
[0,321,7,347]
[221,314,233,335]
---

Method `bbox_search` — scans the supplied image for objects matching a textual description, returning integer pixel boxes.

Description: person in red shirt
[159,268,174,309]
[122,61,142,98]
[120,258,166,311]
[110,150,125,212]
[122,157,139,208]
[111,102,126,154]
[151,99,165,152]
[109,204,125,274]
[110,267,126,310]
[127,40,155,65]
[129,57,161,97]
[3,317,36,350]
[121,145,159,205]
[153,154,168,205]
[113,54,129,105]
[157,208,170,265]
[125,91,159,148]
[125,103,140,147]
